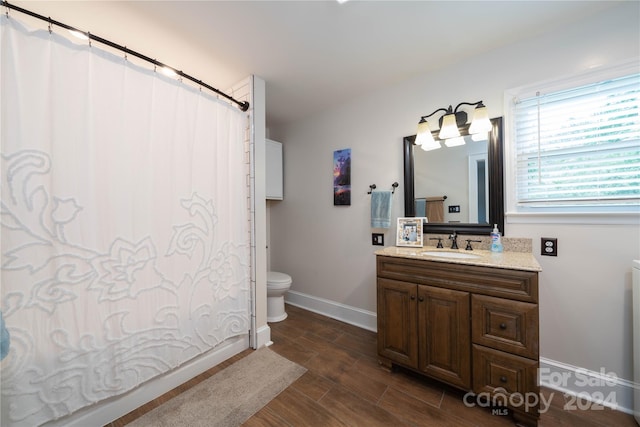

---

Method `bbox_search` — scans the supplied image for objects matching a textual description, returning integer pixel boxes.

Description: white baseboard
[255,323,272,349]
[43,335,249,427]
[284,290,377,332]
[539,357,637,416]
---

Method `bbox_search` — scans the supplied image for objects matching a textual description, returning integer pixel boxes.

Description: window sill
[506,211,640,225]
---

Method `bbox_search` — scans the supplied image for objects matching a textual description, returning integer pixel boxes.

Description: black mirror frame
[403,116,504,236]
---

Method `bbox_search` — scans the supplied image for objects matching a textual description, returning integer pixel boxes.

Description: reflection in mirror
[403,117,504,236]
[413,133,489,224]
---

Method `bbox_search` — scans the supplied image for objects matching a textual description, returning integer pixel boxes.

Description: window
[508,62,640,218]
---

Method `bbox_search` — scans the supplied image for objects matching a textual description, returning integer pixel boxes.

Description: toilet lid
[267,271,292,285]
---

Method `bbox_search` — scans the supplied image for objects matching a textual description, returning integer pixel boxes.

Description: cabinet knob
[500,376,507,383]
[410,295,416,300]
[499,323,507,330]
[418,296,424,302]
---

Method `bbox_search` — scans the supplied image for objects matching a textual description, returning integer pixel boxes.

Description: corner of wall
[226,75,269,349]
[250,75,269,347]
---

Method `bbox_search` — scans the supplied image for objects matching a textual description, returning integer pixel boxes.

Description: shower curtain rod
[1,1,250,112]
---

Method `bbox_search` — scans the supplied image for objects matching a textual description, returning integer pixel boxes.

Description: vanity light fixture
[415,101,492,150]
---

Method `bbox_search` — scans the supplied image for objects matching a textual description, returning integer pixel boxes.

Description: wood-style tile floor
[111,304,637,426]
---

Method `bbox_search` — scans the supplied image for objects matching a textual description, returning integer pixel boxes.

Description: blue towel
[415,199,426,218]
[0,311,9,360]
[371,190,392,229]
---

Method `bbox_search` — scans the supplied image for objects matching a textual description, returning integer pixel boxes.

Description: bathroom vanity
[375,246,541,426]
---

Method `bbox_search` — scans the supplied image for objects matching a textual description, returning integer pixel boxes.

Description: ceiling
[20,1,623,128]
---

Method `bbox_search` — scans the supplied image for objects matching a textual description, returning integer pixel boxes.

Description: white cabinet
[266,139,283,200]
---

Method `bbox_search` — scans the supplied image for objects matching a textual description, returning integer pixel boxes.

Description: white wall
[268,0,639,406]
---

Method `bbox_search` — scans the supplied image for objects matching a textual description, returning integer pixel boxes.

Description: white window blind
[513,72,640,209]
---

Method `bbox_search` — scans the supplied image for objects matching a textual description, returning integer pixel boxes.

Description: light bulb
[421,140,441,151]
[415,120,435,146]
[438,114,460,140]
[444,136,465,147]
[469,106,492,134]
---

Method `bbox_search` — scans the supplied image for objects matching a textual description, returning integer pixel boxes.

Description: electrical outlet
[372,233,384,246]
[448,205,461,213]
[541,237,558,256]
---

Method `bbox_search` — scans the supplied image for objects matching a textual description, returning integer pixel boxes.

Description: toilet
[266,271,292,322]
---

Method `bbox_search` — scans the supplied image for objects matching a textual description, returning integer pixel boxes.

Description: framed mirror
[403,116,504,235]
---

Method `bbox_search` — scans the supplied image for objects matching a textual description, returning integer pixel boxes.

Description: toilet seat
[267,271,292,284]
[267,282,291,291]
[267,271,292,288]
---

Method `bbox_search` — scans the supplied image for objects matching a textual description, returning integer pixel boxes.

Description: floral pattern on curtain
[0,17,250,426]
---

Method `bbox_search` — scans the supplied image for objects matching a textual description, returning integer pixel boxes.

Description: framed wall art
[333,148,351,206]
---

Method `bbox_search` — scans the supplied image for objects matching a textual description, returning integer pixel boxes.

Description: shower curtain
[0,16,250,426]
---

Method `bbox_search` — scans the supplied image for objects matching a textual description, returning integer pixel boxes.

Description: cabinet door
[266,139,283,200]
[418,285,471,389]
[377,278,418,368]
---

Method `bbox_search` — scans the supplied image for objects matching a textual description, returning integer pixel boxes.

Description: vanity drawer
[376,256,538,302]
[472,344,539,410]
[472,295,538,359]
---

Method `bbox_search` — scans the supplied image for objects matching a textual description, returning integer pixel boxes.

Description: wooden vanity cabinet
[377,278,471,389]
[376,255,540,426]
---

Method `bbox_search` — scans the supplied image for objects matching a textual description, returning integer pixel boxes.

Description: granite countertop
[375,246,542,272]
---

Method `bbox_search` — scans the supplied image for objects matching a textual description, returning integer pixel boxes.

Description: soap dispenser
[490,224,503,253]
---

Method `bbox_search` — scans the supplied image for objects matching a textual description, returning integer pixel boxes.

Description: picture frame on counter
[396,217,425,247]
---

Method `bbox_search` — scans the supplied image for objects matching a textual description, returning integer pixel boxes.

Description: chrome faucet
[449,231,458,249]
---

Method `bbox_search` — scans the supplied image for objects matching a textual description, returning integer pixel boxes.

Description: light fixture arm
[453,101,485,113]
[419,107,450,122]
[446,101,485,127]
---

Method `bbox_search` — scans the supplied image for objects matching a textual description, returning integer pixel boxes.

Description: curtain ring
[124,46,127,61]
[48,17,52,34]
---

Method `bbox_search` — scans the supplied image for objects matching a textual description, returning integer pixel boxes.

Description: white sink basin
[421,251,481,259]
